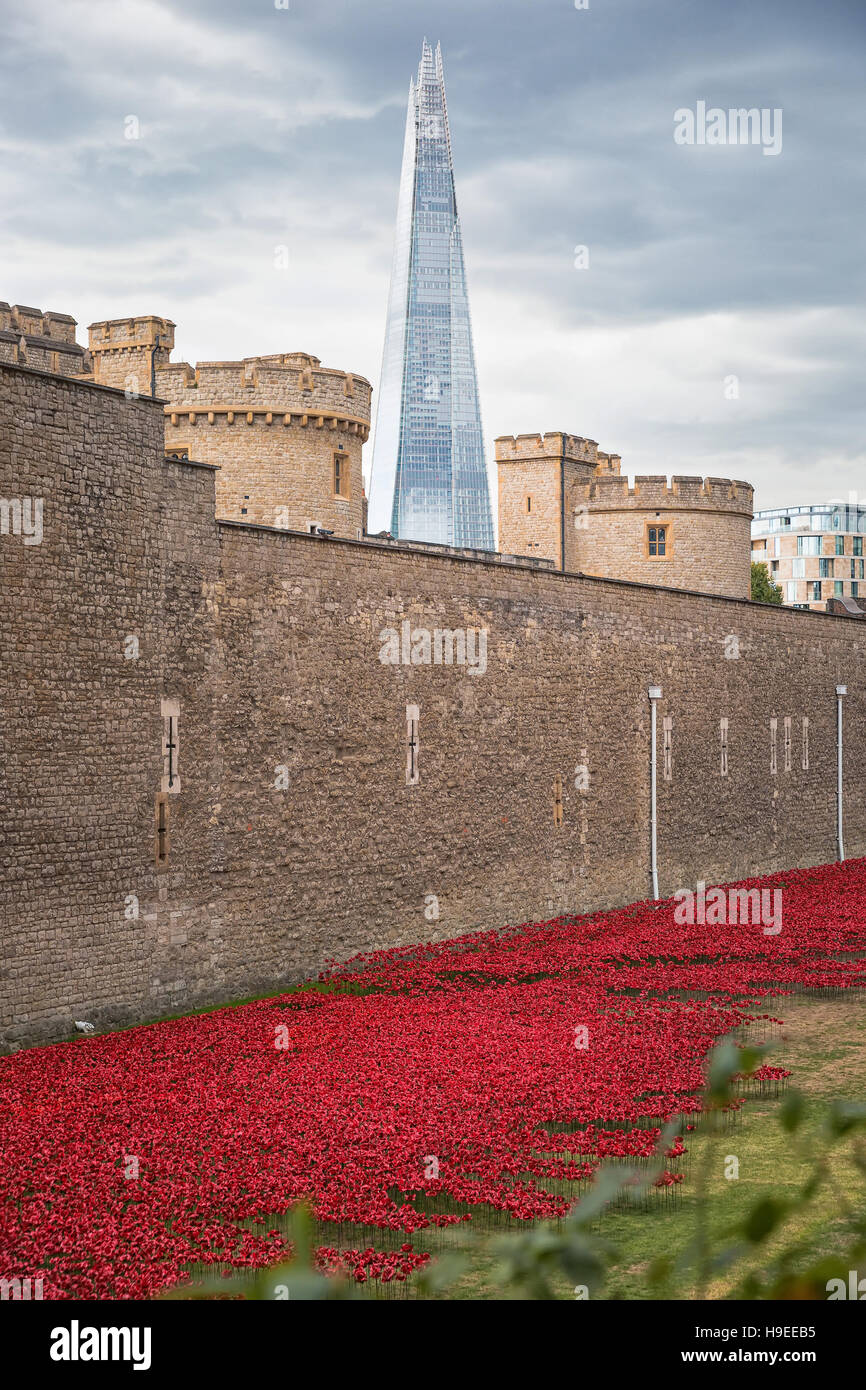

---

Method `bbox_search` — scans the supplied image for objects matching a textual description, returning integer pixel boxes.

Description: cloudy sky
[2,0,864,515]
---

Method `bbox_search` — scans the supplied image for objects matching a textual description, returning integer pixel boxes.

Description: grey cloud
[0,0,863,510]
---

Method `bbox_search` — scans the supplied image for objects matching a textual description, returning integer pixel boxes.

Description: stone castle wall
[2,361,865,1050]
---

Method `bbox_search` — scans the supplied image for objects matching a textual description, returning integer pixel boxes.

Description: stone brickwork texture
[2,363,865,1050]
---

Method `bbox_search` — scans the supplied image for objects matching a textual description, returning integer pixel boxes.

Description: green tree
[751,561,783,604]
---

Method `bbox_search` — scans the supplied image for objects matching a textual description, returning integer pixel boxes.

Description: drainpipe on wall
[836,684,847,862]
[648,685,662,899]
[150,333,161,400]
[559,438,566,572]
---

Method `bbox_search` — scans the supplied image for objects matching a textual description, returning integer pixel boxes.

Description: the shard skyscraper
[368,40,495,550]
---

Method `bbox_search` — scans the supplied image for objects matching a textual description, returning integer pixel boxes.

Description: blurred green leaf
[780,1089,805,1134]
[744,1196,788,1244]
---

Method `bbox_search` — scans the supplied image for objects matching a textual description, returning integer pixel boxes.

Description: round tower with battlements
[496,432,754,599]
[157,353,371,537]
[85,318,372,539]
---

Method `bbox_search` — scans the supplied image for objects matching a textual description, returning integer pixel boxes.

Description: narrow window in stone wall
[155,795,169,865]
[770,717,778,775]
[720,718,729,777]
[802,717,810,771]
[663,715,673,781]
[526,496,532,514]
[553,775,563,827]
[161,698,181,795]
[333,453,350,498]
[406,704,420,786]
[784,716,792,772]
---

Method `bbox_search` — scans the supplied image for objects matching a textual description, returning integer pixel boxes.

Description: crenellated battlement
[495,431,599,466]
[580,473,754,514]
[157,357,372,433]
[0,302,79,343]
[87,315,176,354]
[0,300,86,377]
[83,315,175,391]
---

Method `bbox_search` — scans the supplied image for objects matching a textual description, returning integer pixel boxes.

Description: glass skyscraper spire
[368,40,495,550]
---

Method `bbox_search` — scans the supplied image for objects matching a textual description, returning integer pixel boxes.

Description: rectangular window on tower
[333,453,350,499]
[646,523,670,559]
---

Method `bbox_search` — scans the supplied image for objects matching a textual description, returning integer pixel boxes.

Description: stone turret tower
[86,315,176,395]
[496,431,754,600]
[84,318,372,541]
[495,432,601,569]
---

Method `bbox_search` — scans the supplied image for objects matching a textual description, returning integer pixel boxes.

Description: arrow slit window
[161,698,180,795]
[406,704,420,786]
[155,796,169,865]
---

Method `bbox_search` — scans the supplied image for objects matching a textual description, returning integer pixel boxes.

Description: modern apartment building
[751,503,866,610]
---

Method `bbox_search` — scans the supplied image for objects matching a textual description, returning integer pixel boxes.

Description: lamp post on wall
[648,685,662,899]
[836,684,847,862]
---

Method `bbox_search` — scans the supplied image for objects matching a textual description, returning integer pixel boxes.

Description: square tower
[495,432,601,568]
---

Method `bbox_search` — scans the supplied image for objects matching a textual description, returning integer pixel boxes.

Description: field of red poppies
[2,859,865,1299]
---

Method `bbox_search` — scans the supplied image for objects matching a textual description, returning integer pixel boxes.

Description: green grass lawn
[409,993,866,1300]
